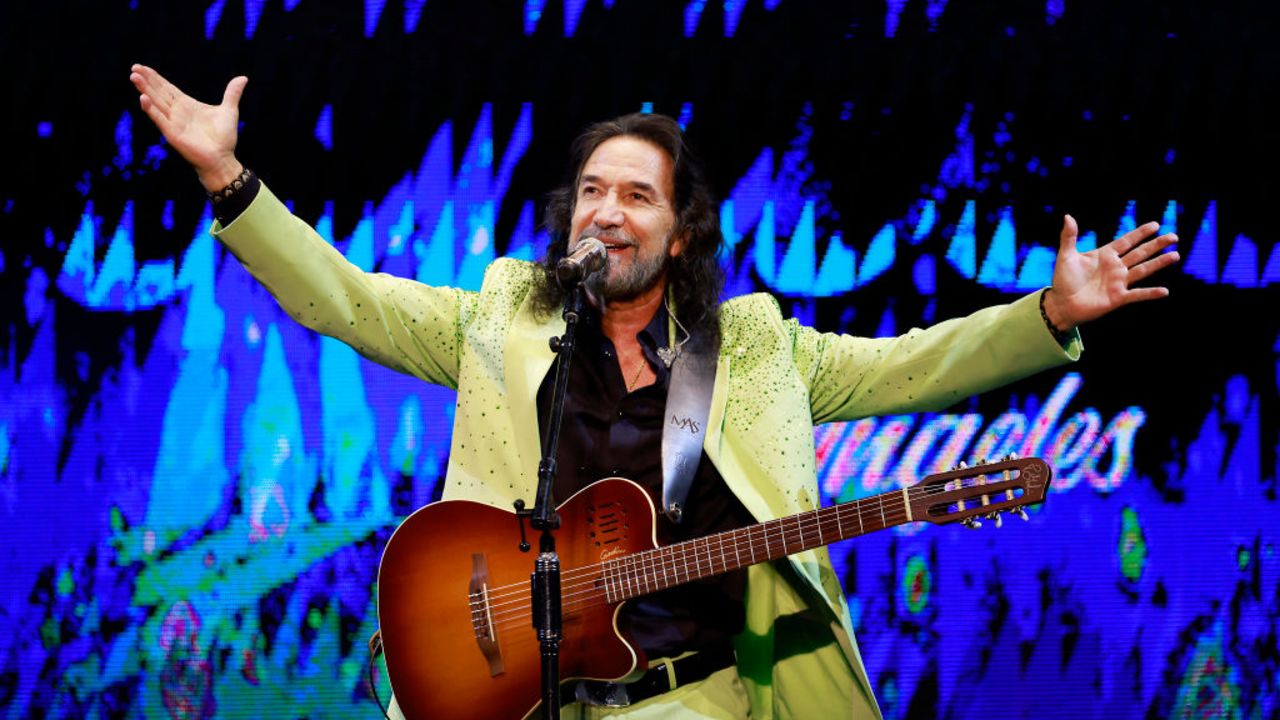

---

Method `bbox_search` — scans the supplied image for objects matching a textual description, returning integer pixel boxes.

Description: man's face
[568,135,685,302]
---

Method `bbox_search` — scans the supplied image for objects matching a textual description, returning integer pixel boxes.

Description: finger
[1110,220,1160,256]
[1120,286,1170,305]
[138,94,171,123]
[138,94,177,136]
[222,76,249,110]
[1127,250,1180,283]
[130,64,166,98]
[130,72,166,115]
[132,78,172,117]
[1122,232,1179,268]
[134,64,186,114]
[1059,214,1079,255]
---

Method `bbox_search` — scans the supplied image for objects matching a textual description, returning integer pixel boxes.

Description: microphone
[556,237,608,287]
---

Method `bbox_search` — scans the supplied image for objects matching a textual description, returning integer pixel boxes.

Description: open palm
[1049,215,1180,328]
[129,64,247,190]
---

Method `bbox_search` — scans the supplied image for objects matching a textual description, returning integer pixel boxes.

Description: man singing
[129,65,1178,719]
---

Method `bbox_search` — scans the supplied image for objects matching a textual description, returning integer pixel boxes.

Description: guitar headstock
[909,455,1051,529]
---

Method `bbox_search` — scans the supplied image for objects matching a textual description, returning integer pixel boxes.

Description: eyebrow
[579,174,660,196]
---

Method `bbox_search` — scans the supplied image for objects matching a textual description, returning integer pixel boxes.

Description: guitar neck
[601,489,910,602]
[599,456,1047,603]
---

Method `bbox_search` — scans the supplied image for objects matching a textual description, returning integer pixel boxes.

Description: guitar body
[377,478,657,720]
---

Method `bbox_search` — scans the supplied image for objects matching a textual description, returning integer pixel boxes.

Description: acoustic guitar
[377,456,1050,719]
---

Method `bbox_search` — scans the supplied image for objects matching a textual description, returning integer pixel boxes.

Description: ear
[669,228,689,259]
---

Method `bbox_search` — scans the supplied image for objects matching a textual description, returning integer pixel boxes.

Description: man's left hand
[1041,214,1180,332]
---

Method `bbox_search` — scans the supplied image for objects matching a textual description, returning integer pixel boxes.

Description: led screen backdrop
[2,2,1277,718]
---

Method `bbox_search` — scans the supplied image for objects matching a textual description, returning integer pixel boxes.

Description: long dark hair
[531,113,724,350]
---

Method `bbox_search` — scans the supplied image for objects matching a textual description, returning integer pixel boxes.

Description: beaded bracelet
[1039,288,1074,345]
[207,167,255,205]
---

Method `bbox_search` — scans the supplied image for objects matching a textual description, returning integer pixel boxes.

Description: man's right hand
[129,64,248,192]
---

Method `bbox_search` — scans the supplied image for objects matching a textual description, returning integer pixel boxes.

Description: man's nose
[593,191,625,228]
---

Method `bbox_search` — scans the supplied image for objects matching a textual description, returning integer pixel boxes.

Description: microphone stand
[527,282,586,719]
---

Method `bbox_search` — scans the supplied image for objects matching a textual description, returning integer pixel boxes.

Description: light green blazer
[215,184,1080,719]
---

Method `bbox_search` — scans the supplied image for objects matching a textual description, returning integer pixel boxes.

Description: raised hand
[129,64,248,192]
[1042,214,1180,332]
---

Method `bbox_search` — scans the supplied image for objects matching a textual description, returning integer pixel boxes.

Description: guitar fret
[635,554,646,596]
[670,545,680,589]
[670,545,679,588]
[643,550,653,594]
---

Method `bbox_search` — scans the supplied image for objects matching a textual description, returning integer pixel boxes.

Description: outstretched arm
[129,64,247,192]
[1041,215,1179,333]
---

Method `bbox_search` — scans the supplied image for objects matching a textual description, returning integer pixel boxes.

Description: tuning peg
[1008,451,1019,460]
[986,511,1003,528]
[1013,507,1029,521]
[962,517,982,530]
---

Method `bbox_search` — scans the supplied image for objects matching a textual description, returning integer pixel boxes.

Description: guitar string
[479,502,943,632]
[473,473,1025,622]
[476,472,1019,608]
[474,477,1033,629]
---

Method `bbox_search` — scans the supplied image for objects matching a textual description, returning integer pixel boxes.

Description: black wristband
[208,166,254,205]
[208,167,260,226]
[1039,288,1074,345]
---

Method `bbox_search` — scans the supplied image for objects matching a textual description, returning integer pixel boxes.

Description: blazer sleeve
[211,182,477,389]
[791,292,1083,425]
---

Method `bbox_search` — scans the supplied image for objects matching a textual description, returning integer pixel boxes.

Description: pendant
[657,346,679,368]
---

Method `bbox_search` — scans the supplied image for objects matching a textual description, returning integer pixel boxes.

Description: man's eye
[581,186,599,196]
[630,192,648,202]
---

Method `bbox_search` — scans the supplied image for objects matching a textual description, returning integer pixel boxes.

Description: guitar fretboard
[599,489,914,603]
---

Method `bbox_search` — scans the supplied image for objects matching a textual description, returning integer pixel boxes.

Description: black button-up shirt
[537,303,756,658]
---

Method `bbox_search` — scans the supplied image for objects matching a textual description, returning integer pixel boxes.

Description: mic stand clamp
[529,283,586,719]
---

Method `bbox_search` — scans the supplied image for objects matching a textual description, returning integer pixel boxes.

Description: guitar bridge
[468,552,505,677]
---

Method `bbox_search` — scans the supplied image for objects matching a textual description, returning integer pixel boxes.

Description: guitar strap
[660,325,716,524]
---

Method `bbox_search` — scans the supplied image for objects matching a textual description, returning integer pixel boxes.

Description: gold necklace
[626,355,647,393]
